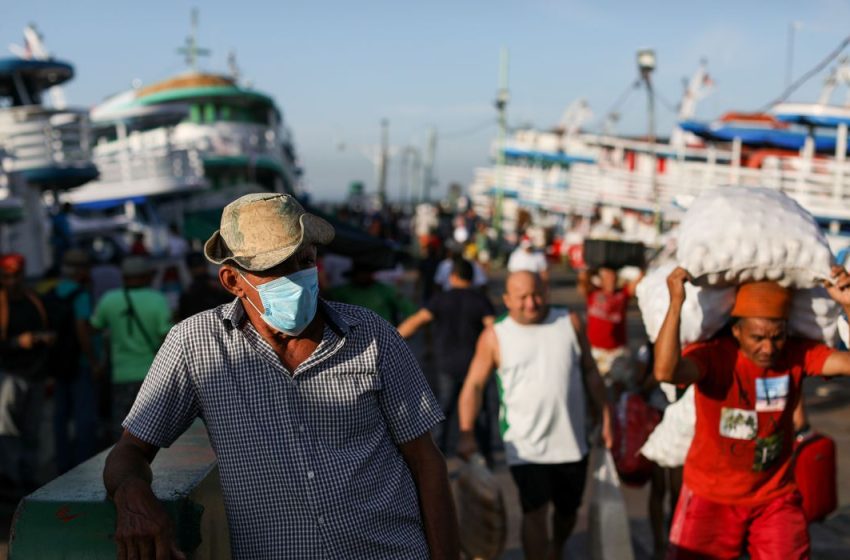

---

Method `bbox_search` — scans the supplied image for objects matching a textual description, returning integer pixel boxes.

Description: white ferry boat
[65,13,303,252]
[471,56,850,253]
[0,26,98,275]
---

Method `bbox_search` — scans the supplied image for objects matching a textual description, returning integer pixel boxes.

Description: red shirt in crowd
[586,287,631,350]
[682,336,834,506]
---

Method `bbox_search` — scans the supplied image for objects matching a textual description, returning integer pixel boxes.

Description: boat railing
[0,106,92,173]
[568,155,850,220]
[92,145,205,187]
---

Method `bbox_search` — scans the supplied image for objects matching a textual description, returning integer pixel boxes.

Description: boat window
[190,104,203,124]
[204,103,216,123]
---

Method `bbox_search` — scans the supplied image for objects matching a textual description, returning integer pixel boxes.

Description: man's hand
[16,332,35,349]
[825,265,850,308]
[456,431,478,461]
[113,478,185,560]
[666,267,691,306]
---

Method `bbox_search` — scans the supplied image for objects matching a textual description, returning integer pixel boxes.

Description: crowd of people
[0,241,232,496]
[2,191,850,560]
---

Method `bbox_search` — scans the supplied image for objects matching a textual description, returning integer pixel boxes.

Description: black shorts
[509,457,589,515]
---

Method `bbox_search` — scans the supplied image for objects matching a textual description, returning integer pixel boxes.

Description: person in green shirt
[330,261,416,325]
[90,256,172,438]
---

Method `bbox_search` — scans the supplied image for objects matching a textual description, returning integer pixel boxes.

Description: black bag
[583,239,645,270]
[42,286,85,380]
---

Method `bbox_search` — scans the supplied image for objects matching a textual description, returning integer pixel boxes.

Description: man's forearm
[103,439,153,500]
[654,301,683,382]
[405,442,460,559]
[457,383,483,433]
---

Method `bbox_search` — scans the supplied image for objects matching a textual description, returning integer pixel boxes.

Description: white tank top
[493,307,587,465]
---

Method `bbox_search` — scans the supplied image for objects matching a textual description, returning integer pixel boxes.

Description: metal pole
[493,47,509,239]
[422,127,437,202]
[833,122,847,203]
[645,74,659,231]
[786,22,797,89]
[377,119,388,210]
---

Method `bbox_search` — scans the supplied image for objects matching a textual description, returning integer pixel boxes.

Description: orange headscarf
[730,281,792,319]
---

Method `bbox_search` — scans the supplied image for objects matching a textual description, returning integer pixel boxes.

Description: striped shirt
[124,299,443,559]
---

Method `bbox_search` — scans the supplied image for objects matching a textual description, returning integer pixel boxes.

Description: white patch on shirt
[719,407,758,440]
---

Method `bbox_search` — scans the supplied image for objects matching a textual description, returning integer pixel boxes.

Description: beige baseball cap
[204,193,335,271]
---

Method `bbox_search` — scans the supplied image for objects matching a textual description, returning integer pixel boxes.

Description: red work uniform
[668,336,834,560]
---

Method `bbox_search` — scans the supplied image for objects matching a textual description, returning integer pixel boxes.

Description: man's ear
[219,265,244,297]
[731,319,743,342]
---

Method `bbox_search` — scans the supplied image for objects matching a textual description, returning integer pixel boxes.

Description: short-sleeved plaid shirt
[124,299,444,559]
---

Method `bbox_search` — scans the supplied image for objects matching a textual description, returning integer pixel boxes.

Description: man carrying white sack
[655,265,850,560]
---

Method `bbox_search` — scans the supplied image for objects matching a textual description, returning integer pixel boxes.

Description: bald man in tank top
[458,271,613,560]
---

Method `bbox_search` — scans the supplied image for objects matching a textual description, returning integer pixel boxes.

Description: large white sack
[789,287,842,347]
[636,263,736,345]
[677,187,833,288]
[640,386,695,468]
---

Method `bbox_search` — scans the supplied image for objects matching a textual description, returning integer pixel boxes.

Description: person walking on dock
[457,270,612,560]
[103,193,458,559]
[655,267,850,559]
[0,254,53,492]
[398,258,495,459]
[91,256,172,438]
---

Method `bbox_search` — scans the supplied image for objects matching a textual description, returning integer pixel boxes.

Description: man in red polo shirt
[654,266,850,559]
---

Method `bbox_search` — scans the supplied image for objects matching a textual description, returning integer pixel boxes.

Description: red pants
[667,484,809,560]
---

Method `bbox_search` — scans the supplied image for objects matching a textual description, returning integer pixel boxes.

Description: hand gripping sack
[676,187,833,288]
[638,266,840,346]
[788,287,842,346]
[589,447,635,560]
[636,263,736,345]
[455,454,507,560]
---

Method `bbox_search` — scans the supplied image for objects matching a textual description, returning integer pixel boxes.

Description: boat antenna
[760,33,850,111]
[228,50,241,83]
[177,8,211,72]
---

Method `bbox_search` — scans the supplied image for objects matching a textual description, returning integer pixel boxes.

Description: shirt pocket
[312,370,385,447]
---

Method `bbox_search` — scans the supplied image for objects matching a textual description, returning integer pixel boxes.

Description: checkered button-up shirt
[124,299,444,559]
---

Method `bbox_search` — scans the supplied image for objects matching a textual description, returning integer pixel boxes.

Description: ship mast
[177,8,211,72]
[670,60,713,150]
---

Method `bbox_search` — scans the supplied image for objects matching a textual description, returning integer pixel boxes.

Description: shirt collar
[220,298,357,336]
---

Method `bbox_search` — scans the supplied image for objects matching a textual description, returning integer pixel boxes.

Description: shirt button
[317,516,324,526]
[307,471,315,480]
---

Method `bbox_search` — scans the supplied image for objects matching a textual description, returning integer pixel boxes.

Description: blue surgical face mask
[240,267,319,336]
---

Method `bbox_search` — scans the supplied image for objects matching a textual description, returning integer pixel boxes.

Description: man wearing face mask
[102,193,458,560]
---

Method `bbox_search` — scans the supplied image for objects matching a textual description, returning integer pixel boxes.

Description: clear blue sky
[4,0,850,201]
